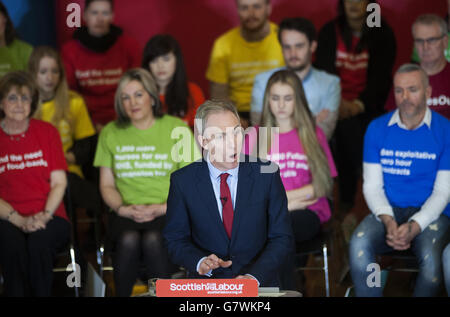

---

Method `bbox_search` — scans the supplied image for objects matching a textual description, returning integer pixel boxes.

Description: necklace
[0,119,29,141]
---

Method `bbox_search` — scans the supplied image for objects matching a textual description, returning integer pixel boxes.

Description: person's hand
[29,211,53,231]
[8,212,28,231]
[116,205,138,220]
[21,215,46,233]
[132,205,163,223]
[339,99,363,120]
[380,215,416,251]
[198,254,232,276]
[394,221,421,251]
[65,151,76,165]
[235,275,257,281]
[288,198,319,211]
[380,215,401,249]
[315,109,330,125]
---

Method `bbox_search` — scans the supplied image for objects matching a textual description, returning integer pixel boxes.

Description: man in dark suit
[163,100,294,287]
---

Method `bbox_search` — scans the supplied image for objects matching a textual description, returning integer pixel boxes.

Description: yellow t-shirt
[206,22,284,112]
[40,91,96,177]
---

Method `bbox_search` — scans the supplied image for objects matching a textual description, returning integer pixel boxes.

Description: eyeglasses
[414,35,445,46]
[6,94,31,105]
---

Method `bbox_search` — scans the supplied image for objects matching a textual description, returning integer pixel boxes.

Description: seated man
[206,0,284,127]
[251,17,340,140]
[163,100,294,287]
[386,14,450,119]
[349,64,450,297]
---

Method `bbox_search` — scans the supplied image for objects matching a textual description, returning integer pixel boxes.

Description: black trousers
[107,213,177,297]
[0,216,70,297]
[278,209,322,291]
[334,114,369,205]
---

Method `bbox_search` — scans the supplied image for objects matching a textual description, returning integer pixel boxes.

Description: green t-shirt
[0,39,33,77]
[94,115,201,205]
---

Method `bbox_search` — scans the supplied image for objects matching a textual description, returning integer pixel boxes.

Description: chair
[377,249,419,273]
[294,220,335,297]
[344,249,419,297]
[52,181,81,297]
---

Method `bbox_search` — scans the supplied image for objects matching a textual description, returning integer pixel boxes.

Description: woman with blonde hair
[245,69,337,242]
[244,69,337,291]
[28,46,101,235]
[94,68,199,296]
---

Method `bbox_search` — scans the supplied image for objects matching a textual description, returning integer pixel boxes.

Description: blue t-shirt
[251,67,340,116]
[364,110,450,218]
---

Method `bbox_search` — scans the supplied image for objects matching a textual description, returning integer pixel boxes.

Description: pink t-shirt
[243,126,337,223]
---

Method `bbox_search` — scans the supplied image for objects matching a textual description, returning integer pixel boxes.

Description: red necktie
[220,173,234,239]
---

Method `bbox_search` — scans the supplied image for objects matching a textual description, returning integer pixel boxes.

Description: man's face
[84,0,114,37]
[199,111,243,171]
[236,0,271,33]
[394,71,431,121]
[343,0,370,21]
[413,22,448,65]
[280,30,316,72]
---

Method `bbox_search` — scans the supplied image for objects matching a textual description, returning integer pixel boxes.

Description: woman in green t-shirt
[94,68,198,296]
[0,3,33,78]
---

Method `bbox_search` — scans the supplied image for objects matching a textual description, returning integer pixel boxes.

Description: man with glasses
[164,100,294,288]
[387,14,450,119]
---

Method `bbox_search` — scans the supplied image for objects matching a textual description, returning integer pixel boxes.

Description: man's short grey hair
[412,14,448,37]
[195,100,240,136]
[395,63,429,87]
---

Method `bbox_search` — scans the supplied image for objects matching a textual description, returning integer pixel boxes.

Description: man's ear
[310,40,318,54]
[426,85,432,100]
[197,134,208,151]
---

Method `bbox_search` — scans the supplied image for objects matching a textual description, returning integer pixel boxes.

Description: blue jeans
[349,207,450,297]
[443,243,450,296]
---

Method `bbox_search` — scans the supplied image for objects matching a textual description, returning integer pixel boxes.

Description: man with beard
[206,0,284,127]
[349,64,450,297]
[250,17,341,140]
[386,14,450,119]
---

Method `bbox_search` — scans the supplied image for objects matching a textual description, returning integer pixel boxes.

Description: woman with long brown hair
[245,69,337,241]
[28,46,101,235]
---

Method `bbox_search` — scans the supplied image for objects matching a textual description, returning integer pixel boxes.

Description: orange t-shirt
[159,82,205,128]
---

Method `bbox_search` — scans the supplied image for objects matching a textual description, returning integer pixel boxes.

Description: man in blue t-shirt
[250,17,340,140]
[349,63,450,297]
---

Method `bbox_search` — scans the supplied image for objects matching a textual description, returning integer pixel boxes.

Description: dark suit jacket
[163,155,294,287]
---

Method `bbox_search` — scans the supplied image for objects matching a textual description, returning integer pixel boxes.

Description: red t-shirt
[385,63,450,119]
[62,34,142,126]
[0,119,68,220]
[159,82,205,128]
[335,31,369,101]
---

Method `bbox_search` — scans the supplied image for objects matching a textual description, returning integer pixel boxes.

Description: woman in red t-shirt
[0,71,69,297]
[142,34,205,129]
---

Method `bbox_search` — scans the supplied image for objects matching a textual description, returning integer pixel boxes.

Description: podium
[133,279,302,297]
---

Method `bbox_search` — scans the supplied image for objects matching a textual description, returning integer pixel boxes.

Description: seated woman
[244,70,337,290]
[245,69,337,240]
[94,68,199,297]
[0,3,33,78]
[29,46,102,228]
[0,71,69,297]
[142,34,205,129]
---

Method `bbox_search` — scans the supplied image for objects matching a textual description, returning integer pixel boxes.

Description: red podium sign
[156,279,259,297]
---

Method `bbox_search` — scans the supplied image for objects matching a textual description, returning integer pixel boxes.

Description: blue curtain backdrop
[2,0,56,47]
